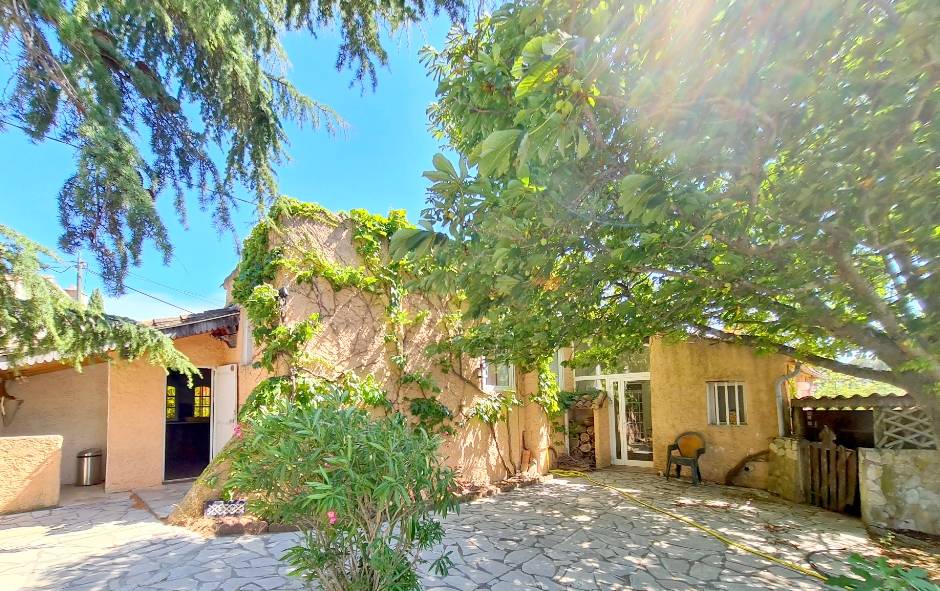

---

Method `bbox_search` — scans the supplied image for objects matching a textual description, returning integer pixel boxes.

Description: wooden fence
[800,426,857,513]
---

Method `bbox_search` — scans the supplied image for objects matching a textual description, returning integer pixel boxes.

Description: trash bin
[77,448,103,486]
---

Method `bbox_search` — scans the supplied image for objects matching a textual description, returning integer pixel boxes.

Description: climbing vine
[467,389,521,475]
[233,196,458,436]
[532,357,560,414]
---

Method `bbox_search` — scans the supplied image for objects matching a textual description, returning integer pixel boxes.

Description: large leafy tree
[0,225,196,374]
[401,0,940,436]
[0,0,464,371]
[2,0,464,289]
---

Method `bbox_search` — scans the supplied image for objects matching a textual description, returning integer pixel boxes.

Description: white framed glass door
[575,366,653,466]
[575,370,652,466]
[607,377,652,465]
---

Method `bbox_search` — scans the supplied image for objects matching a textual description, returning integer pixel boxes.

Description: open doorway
[164,368,212,481]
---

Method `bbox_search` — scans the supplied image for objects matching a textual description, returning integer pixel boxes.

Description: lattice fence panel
[874,407,937,450]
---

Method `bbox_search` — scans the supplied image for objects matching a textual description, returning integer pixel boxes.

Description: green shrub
[826,554,939,591]
[225,395,457,591]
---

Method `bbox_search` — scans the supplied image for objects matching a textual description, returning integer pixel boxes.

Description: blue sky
[0,16,453,320]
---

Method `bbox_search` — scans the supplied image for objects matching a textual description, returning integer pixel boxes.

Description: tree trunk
[488,423,516,477]
[910,385,940,446]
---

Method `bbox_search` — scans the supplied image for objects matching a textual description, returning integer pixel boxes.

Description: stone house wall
[858,448,940,535]
[234,214,552,485]
[649,337,792,487]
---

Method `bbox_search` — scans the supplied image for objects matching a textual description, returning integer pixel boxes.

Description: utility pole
[75,253,86,305]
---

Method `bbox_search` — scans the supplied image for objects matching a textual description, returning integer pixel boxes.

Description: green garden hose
[549,469,827,582]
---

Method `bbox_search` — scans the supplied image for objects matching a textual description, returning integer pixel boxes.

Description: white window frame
[481,358,516,393]
[707,381,747,426]
[548,349,565,390]
[240,315,254,366]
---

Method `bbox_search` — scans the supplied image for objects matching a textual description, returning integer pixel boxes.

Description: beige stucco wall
[0,435,62,514]
[106,334,238,492]
[261,215,552,484]
[650,337,790,487]
[859,448,940,535]
[594,400,612,469]
[2,363,108,484]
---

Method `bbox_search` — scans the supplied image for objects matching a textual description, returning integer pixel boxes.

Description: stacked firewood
[569,415,595,461]
[572,427,595,456]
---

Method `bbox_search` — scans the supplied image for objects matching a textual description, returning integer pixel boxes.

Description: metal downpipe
[775,361,802,437]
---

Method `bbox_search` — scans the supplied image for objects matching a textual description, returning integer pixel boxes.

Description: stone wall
[858,448,940,535]
[767,437,802,503]
[246,213,552,485]
[0,435,62,514]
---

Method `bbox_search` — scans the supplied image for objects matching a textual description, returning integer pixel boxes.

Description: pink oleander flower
[327,510,337,525]
[233,423,243,439]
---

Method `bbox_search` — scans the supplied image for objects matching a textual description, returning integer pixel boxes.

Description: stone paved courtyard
[0,469,879,590]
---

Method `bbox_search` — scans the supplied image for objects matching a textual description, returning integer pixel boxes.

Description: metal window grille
[707,382,747,425]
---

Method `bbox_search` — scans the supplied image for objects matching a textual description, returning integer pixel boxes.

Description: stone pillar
[858,448,940,536]
[767,437,802,502]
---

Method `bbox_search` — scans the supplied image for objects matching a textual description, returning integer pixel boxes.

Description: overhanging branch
[691,324,904,388]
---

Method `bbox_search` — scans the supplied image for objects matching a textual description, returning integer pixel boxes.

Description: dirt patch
[869,526,940,581]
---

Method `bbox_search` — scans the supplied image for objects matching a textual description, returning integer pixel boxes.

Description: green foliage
[408,397,455,436]
[826,554,939,591]
[225,396,458,591]
[811,368,905,399]
[400,371,442,394]
[289,252,380,294]
[231,222,282,305]
[415,0,940,437]
[243,282,321,372]
[238,197,463,432]
[239,374,390,420]
[467,390,521,426]
[531,356,559,414]
[0,226,196,376]
[1,0,464,292]
[269,198,341,226]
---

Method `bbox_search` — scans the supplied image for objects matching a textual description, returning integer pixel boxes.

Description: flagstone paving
[0,469,879,590]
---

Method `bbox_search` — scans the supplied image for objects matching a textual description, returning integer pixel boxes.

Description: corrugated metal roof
[793,392,915,410]
[0,350,77,371]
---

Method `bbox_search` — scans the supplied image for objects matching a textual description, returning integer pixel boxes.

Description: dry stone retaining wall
[767,437,802,503]
[858,447,940,535]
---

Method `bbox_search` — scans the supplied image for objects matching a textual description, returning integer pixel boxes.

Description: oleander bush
[225,394,457,591]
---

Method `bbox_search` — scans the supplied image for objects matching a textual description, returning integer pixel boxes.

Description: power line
[1,117,259,207]
[120,283,194,314]
[82,266,194,314]
[0,117,80,149]
[126,271,221,306]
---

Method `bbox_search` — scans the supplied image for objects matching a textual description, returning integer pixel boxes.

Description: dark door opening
[164,368,212,481]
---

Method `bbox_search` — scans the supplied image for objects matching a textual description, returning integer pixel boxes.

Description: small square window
[707,382,746,425]
[193,386,212,418]
[482,359,515,392]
